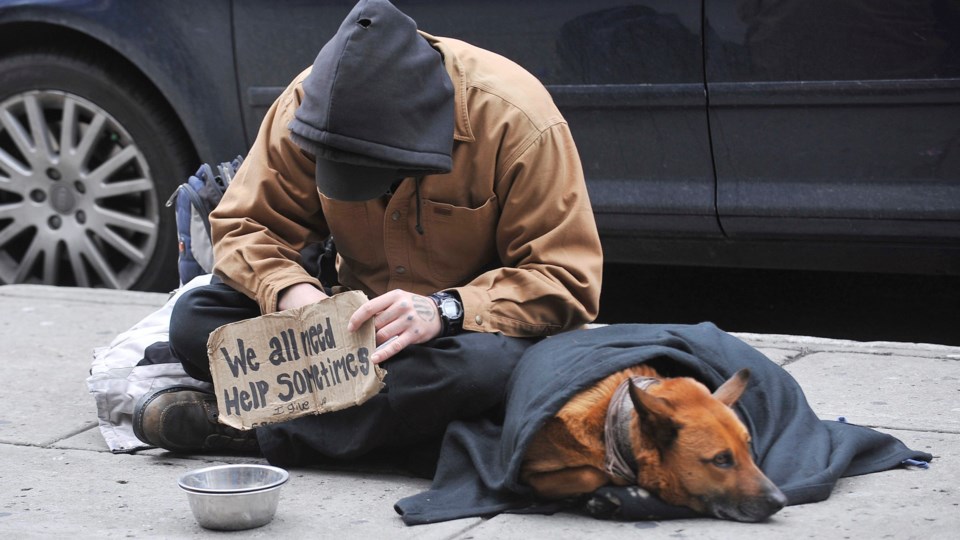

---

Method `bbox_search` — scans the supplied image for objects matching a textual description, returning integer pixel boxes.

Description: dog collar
[604,376,657,484]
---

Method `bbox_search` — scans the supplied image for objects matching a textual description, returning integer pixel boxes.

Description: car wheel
[0,50,192,291]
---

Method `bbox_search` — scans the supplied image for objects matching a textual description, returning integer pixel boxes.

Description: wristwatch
[429,292,464,337]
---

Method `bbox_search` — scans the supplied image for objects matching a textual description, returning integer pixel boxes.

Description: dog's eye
[712,451,735,469]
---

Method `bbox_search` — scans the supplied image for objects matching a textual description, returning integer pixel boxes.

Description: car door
[232,0,720,262]
[705,0,960,243]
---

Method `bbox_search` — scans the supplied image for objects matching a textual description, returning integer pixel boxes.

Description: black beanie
[289,0,455,201]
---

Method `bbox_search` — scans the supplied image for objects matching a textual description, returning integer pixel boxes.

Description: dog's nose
[765,485,788,513]
[755,484,788,520]
[736,483,787,522]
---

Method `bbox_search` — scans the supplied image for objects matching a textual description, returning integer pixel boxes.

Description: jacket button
[391,211,401,221]
[395,266,406,274]
[474,315,483,325]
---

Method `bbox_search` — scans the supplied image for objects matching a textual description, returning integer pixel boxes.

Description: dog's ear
[629,380,680,451]
[712,368,751,407]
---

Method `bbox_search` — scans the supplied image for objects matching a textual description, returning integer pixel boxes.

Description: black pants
[169,282,537,467]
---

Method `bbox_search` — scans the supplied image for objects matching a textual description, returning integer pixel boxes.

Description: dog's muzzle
[711,482,788,522]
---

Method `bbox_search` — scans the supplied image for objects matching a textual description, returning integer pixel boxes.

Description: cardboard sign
[206,290,385,430]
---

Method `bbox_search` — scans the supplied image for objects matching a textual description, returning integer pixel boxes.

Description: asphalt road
[596,264,960,346]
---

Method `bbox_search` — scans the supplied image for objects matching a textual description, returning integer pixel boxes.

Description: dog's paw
[585,486,652,518]
[585,486,702,521]
[584,490,623,519]
[625,486,651,499]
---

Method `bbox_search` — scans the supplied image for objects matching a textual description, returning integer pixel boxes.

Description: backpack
[165,156,244,285]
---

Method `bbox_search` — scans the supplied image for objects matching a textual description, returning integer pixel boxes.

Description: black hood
[289,0,455,201]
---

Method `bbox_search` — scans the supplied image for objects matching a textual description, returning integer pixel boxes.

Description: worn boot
[133,386,259,453]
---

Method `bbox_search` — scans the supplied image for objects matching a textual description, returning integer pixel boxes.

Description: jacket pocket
[423,195,500,285]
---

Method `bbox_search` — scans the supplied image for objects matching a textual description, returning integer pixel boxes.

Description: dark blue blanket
[394,323,932,524]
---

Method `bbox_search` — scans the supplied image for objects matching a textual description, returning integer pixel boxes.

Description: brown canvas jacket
[210,34,602,337]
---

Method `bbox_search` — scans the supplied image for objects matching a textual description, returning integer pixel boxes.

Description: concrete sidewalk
[1,284,957,539]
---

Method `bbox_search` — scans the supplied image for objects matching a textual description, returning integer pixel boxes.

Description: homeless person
[132,0,603,468]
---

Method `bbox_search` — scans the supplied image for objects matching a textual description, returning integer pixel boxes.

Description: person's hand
[347,289,441,364]
[277,283,328,311]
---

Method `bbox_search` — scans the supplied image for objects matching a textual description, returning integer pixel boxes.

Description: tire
[0,50,192,291]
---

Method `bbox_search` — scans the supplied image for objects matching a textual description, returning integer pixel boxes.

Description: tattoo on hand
[413,295,436,322]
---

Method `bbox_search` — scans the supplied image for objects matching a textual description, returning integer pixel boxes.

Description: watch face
[440,298,463,319]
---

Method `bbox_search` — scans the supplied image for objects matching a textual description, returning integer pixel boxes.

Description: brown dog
[520,365,787,522]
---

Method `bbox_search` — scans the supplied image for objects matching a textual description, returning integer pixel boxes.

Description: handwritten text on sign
[206,290,385,430]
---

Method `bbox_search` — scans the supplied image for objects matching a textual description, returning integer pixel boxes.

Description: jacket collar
[421,32,475,143]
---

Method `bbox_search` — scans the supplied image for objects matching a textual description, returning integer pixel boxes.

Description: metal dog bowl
[178,464,289,530]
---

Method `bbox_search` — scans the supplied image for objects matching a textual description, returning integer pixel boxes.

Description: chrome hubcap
[0,90,158,288]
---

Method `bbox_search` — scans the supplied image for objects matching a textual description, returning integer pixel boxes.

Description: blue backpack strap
[165,157,245,285]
